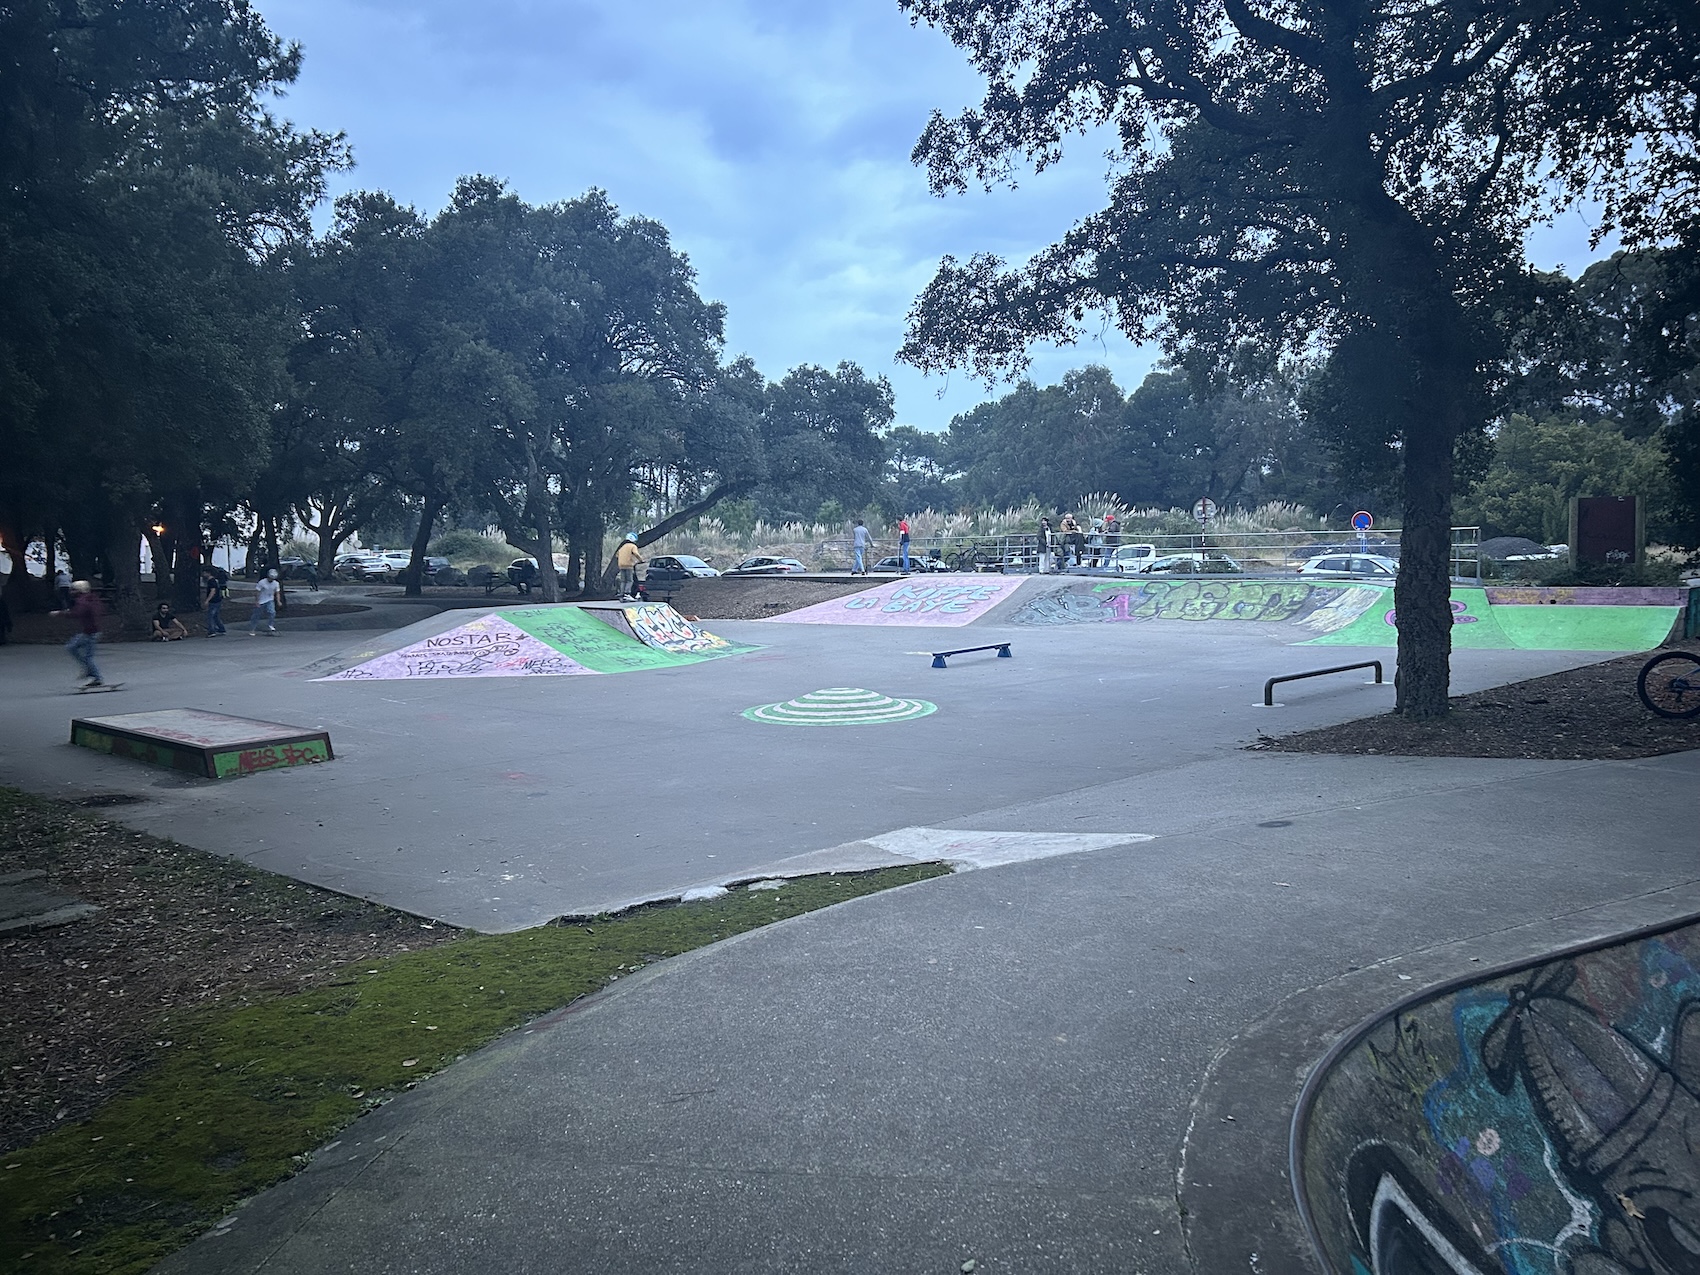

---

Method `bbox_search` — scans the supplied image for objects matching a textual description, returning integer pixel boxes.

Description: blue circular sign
[1351,511,1373,531]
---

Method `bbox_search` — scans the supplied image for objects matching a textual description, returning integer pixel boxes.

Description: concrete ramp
[765,574,1028,626]
[1006,577,1683,651]
[1306,584,1682,651]
[1008,578,1383,634]
[579,601,748,655]
[1295,912,1700,1275]
[314,604,756,681]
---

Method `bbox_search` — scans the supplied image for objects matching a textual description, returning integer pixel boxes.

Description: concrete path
[152,746,1700,1274]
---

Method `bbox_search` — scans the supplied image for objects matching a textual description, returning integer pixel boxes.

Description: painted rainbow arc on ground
[741,688,938,726]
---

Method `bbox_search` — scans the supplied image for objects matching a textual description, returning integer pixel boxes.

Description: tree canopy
[897,0,1699,716]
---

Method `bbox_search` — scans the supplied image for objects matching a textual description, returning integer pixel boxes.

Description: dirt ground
[1253,647,1700,760]
[655,576,875,619]
[0,791,456,1155]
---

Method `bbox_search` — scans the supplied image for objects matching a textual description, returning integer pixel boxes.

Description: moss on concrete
[0,865,948,1274]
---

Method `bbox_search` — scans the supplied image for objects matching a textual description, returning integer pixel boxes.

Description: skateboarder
[55,580,105,688]
[614,534,645,600]
[150,602,188,641]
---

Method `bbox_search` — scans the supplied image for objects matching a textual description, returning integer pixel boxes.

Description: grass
[0,864,949,1273]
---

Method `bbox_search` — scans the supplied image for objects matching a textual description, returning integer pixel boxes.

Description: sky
[256,0,1618,433]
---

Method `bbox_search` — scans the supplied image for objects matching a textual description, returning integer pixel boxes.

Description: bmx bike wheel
[1636,650,1700,719]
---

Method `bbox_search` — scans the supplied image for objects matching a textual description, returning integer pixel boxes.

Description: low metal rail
[1263,660,1382,706]
[931,643,1012,668]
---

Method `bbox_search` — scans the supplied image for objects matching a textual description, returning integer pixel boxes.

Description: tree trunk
[171,490,203,613]
[142,525,167,600]
[401,495,443,597]
[595,478,755,593]
[1393,386,1460,719]
[104,516,148,636]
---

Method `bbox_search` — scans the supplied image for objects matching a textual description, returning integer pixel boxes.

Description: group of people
[47,564,284,690]
[849,517,913,574]
[1036,512,1121,573]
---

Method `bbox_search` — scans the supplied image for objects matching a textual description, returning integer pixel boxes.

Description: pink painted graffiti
[768,575,1025,627]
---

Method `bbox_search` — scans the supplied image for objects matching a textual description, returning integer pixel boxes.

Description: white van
[1107,543,1160,574]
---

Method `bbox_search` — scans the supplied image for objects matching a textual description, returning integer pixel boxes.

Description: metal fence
[818,527,1483,580]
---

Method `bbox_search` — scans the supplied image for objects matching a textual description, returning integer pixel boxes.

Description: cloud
[258,0,1159,428]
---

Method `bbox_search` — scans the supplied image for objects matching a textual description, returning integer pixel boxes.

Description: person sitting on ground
[614,534,645,600]
[150,602,188,641]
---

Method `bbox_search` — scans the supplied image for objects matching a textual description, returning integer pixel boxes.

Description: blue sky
[257,0,1616,432]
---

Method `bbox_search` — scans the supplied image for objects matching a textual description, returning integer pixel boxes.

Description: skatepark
[2,573,1697,1272]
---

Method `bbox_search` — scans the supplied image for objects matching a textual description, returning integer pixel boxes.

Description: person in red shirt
[898,517,912,573]
[55,581,104,687]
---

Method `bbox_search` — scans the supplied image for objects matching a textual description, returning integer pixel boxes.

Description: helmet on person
[625,533,638,543]
[267,569,279,579]
[70,579,92,593]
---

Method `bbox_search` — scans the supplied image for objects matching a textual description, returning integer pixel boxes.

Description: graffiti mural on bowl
[1297,917,1700,1275]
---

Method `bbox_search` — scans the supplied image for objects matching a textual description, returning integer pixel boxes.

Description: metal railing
[816,527,1483,580]
[1263,660,1384,707]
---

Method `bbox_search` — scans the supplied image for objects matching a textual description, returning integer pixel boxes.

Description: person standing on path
[898,517,911,573]
[305,560,319,591]
[614,534,644,600]
[1038,517,1054,574]
[203,570,227,636]
[55,580,104,686]
[852,519,873,575]
[55,566,72,610]
[248,569,279,635]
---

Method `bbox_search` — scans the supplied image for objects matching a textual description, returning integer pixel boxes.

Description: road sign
[1193,497,1217,525]
[1351,511,1373,531]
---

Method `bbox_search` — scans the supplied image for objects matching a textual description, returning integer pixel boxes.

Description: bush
[1488,556,1687,587]
[430,530,515,566]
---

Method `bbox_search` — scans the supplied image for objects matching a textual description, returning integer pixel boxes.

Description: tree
[0,0,344,623]
[1457,414,1673,543]
[944,366,1125,509]
[897,0,1697,717]
[750,363,893,522]
[881,424,954,513]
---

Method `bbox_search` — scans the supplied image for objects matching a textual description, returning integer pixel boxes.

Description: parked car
[1105,543,1161,574]
[1139,553,1244,574]
[1295,553,1399,579]
[723,556,807,576]
[351,555,396,581]
[422,555,451,581]
[506,557,571,591]
[645,555,719,586]
[872,554,948,573]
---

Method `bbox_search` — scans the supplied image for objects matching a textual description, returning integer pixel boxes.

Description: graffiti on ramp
[318,614,596,680]
[767,575,1024,626]
[318,606,756,681]
[1296,915,1700,1275]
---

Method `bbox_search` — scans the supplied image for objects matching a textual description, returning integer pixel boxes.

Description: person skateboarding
[54,580,108,689]
[614,534,645,600]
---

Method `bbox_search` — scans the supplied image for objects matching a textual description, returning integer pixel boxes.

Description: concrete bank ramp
[1295,911,1700,1275]
[1007,577,1684,651]
[1009,578,1385,634]
[763,573,1029,626]
[1306,584,1683,651]
[306,603,757,681]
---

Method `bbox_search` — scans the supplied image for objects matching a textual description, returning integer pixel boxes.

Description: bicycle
[1636,649,1700,719]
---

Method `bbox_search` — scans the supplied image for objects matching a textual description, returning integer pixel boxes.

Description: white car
[1106,543,1160,574]
[1296,553,1399,579]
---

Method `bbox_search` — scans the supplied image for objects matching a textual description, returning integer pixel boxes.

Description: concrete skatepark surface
[2,575,1695,1272]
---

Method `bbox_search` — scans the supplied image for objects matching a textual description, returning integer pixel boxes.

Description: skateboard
[74,682,124,694]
